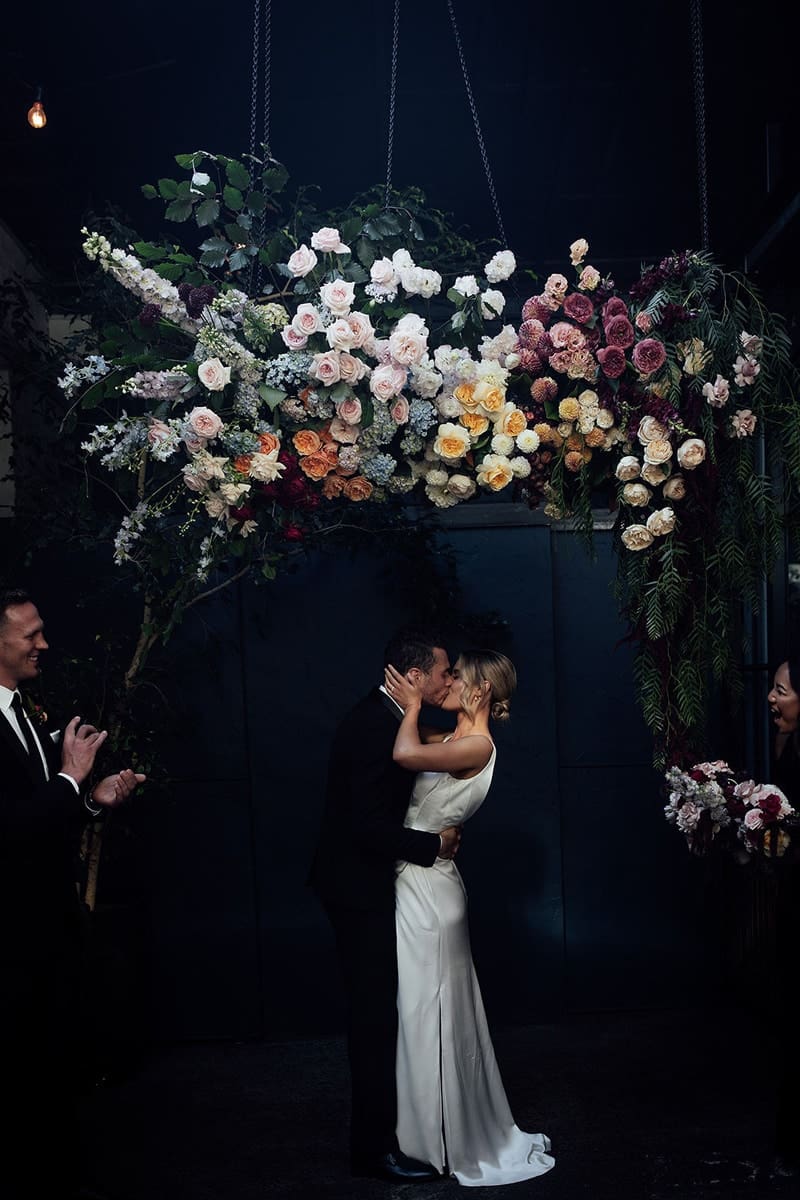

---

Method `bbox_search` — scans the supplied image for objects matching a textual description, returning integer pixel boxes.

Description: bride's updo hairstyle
[457,650,517,722]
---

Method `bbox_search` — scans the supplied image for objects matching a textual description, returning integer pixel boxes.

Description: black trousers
[324,903,400,1163]
[775,868,800,1163]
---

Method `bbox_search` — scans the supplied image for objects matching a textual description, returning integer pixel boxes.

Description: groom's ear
[407,667,422,685]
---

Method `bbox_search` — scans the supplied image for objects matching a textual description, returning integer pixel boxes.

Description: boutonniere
[23,698,49,729]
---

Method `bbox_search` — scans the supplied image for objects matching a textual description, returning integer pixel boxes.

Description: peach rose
[322,474,346,499]
[329,416,361,444]
[477,453,514,490]
[570,238,589,266]
[300,451,336,480]
[460,411,490,438]
[197,359,231,392]
[646,507,676,536]
[643,438,673,465]
[622,482,651,506]
[234,454,253,474]
[544,273,569,302]
[579,266,600,291]
[637,415,669,444]
[187,406,224,438]
[338,353,367,384]
[337,396,362,425]
[453,383,479,412]
[293,430,322,456]
[434,423,471,460]
[258,431,280,454]
[662,475,687,501]
[343,475,374,501]
[475,383,506,415]
[620,524,654,551]
[676,437,706,470]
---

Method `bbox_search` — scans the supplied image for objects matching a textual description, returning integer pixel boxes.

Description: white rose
[453,275,479,298]
[662,475,687,501]
[643,438,673,466]
[417,269,442,298]
[480,290,506,320]
[621,524,655,551]
[437,394,464,419]
[595,407,615,430]
[248,450,284,483]
[516,429,540,454]
[346,311,373,348]
[646,507,676,536]
[392,249,414,271]
[292,303,323,336]
[484,250,516,283]
[569,238,589,266]
[676,437,706,470]
[320,279,356,315]
[370,362,406,401]
[287,244,318,277]
[446,473,477,500]
[702,374,730,408]
[641,462,670,487]
[622,482,651,506]
[310,226,350,254]
[615,455,641,482]
[197,359,231,392]
[325,318,357,352]
[637,415,669,444]
[370,257,398,288]
[219,481,250,505]
[399,266,425,296]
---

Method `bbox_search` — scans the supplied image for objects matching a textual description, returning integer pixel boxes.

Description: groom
[310,627,460,1183]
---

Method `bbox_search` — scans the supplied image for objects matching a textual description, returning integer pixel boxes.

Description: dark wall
[118,515,713,1040]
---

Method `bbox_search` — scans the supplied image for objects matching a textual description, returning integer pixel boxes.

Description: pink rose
[187,406,223,439]
[370,257,398,288]
[579,266,600,291]
[632,338,667,376]
[281,325,308,350]
[743,808,764,831]
[544,273,568,302]
[182,433,207,456]
[390,396,410,424]
[326,318,357,352]
[346,311,374,348]
[292,303,322,336]
[734,354,760,387]
[602,297,629,323]
[338,353,368,384]
[287,244,318,277]
[147,418,171,448]
[635,311,653,333]
[320,279,355,315]
[550,321,585,351]
[310,226,350,254]
[337,396,362,425]
[731,408,757,438]
[197,358,231,391]
[563,292,594,324]
[182,466,206,492]
[596,345,627,378]
[329,416,361,444]
[604,314,635,350]
[702,374,730,408]
[370,362,406,401]
[388,328,427,366]
[309,351,341,386]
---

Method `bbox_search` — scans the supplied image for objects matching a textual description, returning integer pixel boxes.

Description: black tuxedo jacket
[309,688,441,911]
[0,711,88,957]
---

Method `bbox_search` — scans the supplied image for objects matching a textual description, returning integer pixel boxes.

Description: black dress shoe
[352,1150,441,1182]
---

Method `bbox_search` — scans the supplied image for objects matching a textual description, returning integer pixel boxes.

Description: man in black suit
[0,587,145,1199]
[310,628,460,1184]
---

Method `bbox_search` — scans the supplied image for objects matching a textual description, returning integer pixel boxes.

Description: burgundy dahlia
[518,319,545,349]
[563,292,595,324]
[184,284,218,318]
[517,347,543,374]
[596,345,627,379]
[632,337,667,376]
[521,296,554,326]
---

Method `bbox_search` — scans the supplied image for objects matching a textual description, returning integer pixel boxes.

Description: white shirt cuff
[58,772,80,794]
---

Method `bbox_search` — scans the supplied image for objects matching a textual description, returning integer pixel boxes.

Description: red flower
[602,297,629,323]
[283,524,305,541]
[632,337,667,376]
[596,345,627,378]
[759,793,783,820]
[604,314,635,350]
[563,292,595,324]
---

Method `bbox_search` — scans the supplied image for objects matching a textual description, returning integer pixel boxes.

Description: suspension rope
[248,0,262,164]
[262,0,272,154]
[384,0,401,207]
[445,0,508,247]
[689,0,710,251]
[248,0,273,293]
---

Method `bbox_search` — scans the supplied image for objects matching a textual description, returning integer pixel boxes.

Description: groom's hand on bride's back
[438,826,461,859]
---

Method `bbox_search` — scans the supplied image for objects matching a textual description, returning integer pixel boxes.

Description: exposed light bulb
[27,95,47,130]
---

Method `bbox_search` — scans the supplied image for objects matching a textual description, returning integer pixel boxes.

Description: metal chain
[262,0,272,153]
[690,0,710,251]
[446,0,508,247]
[384,0,401,207]
[249,0,262,163]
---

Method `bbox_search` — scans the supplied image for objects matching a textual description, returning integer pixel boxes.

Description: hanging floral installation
[62,150,800,764]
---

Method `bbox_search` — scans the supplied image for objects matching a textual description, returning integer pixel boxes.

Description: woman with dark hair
[766,659,800,1177]
[384,650,554,1187]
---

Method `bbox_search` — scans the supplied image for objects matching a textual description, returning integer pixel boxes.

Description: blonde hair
[456,649,517,722]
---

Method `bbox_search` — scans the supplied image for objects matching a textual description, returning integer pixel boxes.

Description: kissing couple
[310,627,554,1186]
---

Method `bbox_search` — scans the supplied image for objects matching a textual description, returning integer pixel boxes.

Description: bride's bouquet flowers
[664,761,797,857]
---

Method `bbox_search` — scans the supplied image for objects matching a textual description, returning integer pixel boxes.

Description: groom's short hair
[0,587,32,627]
[384,627,445,676]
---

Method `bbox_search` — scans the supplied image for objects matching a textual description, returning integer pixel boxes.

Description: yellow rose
[558,398,581,421]
[476,453,514,491]
[433,422,471,460]
[498,406,527,437]
[453,383,479,411]
[474,383,506,414]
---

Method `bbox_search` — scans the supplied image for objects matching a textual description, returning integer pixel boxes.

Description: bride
[384,650,554,1187]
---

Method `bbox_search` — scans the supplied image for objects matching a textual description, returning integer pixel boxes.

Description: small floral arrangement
[664,761,797,857]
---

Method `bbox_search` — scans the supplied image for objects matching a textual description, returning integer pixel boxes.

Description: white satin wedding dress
[395,742,554,1186]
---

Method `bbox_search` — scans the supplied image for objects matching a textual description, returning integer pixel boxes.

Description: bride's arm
[385,664,492,773]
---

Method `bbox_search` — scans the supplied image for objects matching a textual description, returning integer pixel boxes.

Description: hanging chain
[690,0,710,251]
[446,0,508,247]
[249,0,262,163]
[384,0,401,207]
[262,0,272,154]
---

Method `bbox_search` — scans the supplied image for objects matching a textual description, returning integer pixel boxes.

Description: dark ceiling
[1,0,797,300]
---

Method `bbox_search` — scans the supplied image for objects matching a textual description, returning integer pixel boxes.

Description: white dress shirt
[0,684,80,794]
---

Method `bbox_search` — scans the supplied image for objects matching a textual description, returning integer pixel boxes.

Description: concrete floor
[78,1010,795,1200]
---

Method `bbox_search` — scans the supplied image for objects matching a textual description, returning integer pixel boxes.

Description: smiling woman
[768,660,800,739]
